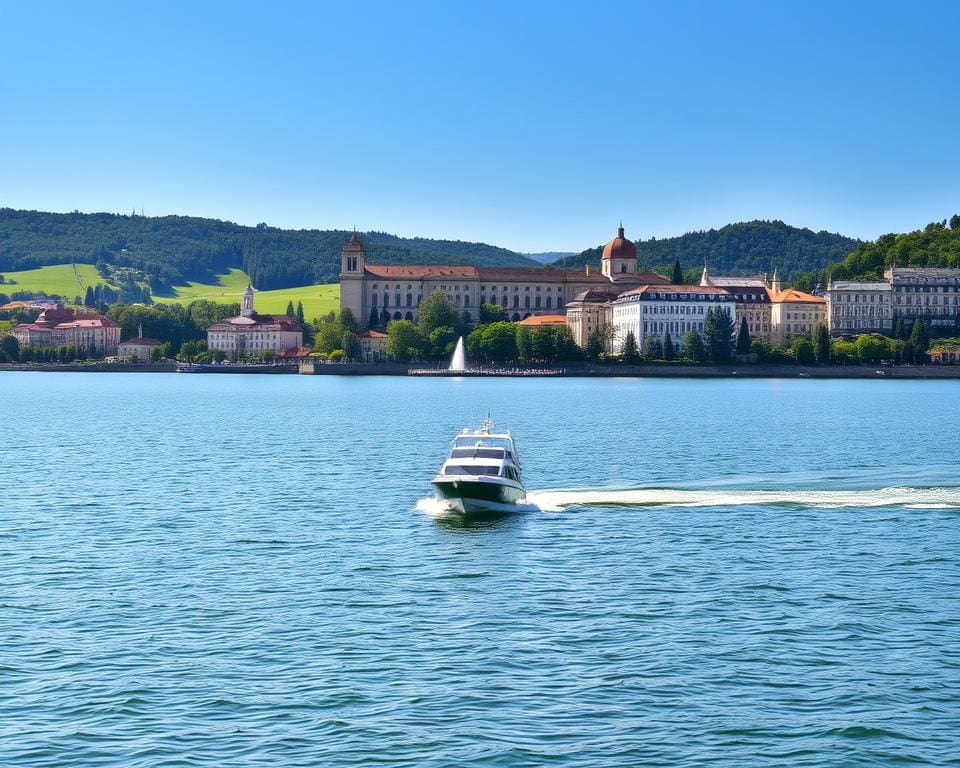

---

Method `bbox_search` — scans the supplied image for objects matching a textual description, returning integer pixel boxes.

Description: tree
[385,320,426,361]
[417,289,460,337]
[813,323,832,365]
[84,286,95,307]
[479,303,507,323]
[894,319,907,340]
[951,214,960,230]
[149,345,163,362]
[342,331,361,360]
[704,306,735,362]
[909,319,929,362]
[682,330,706,362]
[428,326,458,360]
[339,307,360,335]
[0,334,19,362]
[585,324,614,361]
[368,305,381,330]
[671,259,683,285]
[790,336,816,365]
[621,330,639,362]
[735,317,751,355]
[473,322,518,363]
[855,333,894,364]
[641,333,662,360]
[285,300,295,317]
[662,332,675,360]
[516,325,533,361]
[296,302,305,326]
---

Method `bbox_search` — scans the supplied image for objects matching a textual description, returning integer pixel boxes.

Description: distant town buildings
[826,267,960,335]
[206,284,303,358]
[358,329,388,361]
[13,307,120,354]
[117,325,163,361]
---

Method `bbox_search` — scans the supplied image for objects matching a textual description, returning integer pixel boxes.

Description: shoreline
[2,361,959,379]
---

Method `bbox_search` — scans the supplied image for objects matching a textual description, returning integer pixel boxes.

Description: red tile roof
[518,314,568,326]
[120,337,162,346]
[769,288,825,304]
[359,330,387,338]
[362,264,671,285]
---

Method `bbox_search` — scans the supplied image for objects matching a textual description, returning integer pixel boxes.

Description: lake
[2,372,959,766]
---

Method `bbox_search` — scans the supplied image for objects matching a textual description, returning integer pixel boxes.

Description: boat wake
[527,486,960,511]
[417,485,960,517]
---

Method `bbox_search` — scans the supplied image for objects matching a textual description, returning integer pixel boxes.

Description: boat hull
[432,477,526,513]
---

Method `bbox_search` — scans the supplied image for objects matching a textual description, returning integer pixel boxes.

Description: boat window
[443,465,501,476]
[450,448,505,459]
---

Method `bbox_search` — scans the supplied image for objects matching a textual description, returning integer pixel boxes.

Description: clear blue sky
[1,0,957,253]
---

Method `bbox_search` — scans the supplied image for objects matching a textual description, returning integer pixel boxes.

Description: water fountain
[448,336,466,372]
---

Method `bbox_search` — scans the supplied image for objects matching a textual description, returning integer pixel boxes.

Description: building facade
[769,286,827,344]
[565,290,619,349]
[207,284,303,358]
[826,281,894,335]
[700,267,772,342]
[886,267,960,329]
[13,307,120,354]
[608,284,737,354]
[117,337,163,361]
[339,226,671,329]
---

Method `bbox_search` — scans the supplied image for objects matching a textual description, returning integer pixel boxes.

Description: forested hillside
[0,209,538,291]
[551,221,860,277]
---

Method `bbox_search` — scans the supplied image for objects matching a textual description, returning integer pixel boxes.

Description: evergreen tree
[621,330,639,362]
[368,305,380,329]
[339,307,360,334]
[909,319,929,362]
[342,331,361,360]
[951,214,960,230]
[663,332,675,360]
[735,317,751,355]
[0,334,19,362]
[285,300,295,317]
[641,333,658,359]
[296,301,305,326]
[585,324,613,361]
[901,340,915,365]
[671,259,683,285]
[704,306,735,362]
[813,323,832,365]
[682,330,706,362]
[894,319,907,340]
[84,286,95,307]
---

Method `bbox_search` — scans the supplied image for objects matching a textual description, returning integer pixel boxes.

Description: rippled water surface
[2,372,959,766]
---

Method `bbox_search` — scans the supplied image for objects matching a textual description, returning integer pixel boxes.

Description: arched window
[535,296,541,309]
[404,311,413,321]
[406,293,413,307]
[546,296,552,309]
[463,295,470,307]
[383,294,389,307]
[512,313,521,321]
[513,295,519,308]
[621,264,627,273]
[393,311,402,321]
[524,296,531,309]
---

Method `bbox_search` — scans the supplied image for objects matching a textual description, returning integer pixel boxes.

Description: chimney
[585,265,591,276]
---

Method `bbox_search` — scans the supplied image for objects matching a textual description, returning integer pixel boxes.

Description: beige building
[339,226,671,329]
[13,307,120,354]
[118,336,163,361]
[563,289,618,348]
[886,267,960,329]
[769,283,827,344]
[358,330,388,361]
[826,281,893,335]
[207,284,303,358]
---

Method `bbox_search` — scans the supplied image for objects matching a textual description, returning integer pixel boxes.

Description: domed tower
[602,223,638,281]
[241,283,255,317]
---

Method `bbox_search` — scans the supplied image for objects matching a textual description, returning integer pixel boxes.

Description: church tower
[339,233,366,327]
[241,283,255,317]
[601,223,638,281]
[700,260,713,287]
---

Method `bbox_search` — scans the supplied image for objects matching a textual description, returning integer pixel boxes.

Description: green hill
[0,208,539,292]
[551,220,861,278]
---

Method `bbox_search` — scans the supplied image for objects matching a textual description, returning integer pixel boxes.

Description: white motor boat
[432,418,526,513]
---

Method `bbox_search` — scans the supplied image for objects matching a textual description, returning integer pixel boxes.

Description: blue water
[2,372,959,767]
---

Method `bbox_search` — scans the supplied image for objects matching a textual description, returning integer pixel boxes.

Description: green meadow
[0,263,113,297]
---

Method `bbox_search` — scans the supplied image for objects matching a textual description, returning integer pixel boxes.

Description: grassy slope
[0,263,113,296]
[153,268,340,321]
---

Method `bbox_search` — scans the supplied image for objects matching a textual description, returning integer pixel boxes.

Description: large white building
[608,284,737,354]
[826,281,894,335]
[339,226,671,329]
[886,267,960,329]
[699,267,772,341]
[207,284,303,358]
